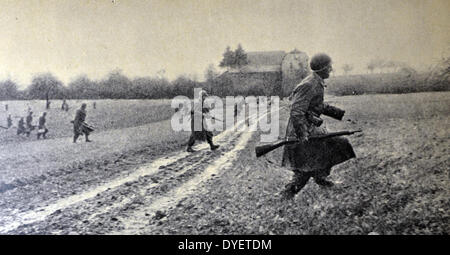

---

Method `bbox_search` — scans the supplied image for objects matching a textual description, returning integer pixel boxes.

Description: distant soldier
[46,100,51,109]
[186,90,219,152]
[233,102,241,126]
[93,102,96,109]
[7,114,12,128]
[61,99,69,111]
[25,111,34,137]
[5,104,8,111]
[281,53,356,200]
[245,98,250,127]
[17,117,26,135]
[37,112,48,139]
[73,103,92,143]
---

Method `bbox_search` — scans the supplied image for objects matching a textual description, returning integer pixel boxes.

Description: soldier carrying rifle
[25,111,35,137]
[72,103,92,143]
[7,114,12,128]
[37,112,48,139]
[186,90,220,152]
[17,117,26,136]
[280,53,357,200]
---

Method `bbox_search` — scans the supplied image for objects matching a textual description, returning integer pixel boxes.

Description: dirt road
[0,107,271,234]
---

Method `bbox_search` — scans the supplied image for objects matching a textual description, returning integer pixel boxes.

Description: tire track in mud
[2,107,277,234]
[111,127,255,234]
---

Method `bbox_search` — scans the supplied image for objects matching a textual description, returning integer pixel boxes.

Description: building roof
[247,51,286,66]
[229,51,286,73]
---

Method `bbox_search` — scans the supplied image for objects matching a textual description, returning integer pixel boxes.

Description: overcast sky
[0,0,449,88]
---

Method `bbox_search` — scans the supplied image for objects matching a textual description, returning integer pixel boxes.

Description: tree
[67,75,99,99]
[27,73,65,108]
[342,64,354,75]
[367,62,375,74]
[0,80,19,100]
[219,46,234,70]
[219,44,249,70]
[382,60,396,73]
[171,75,198,97]
[426,56,449,87]
[234,44,249,68]
[156,69,167,80]
[212,76,233,97]
[98,69,133,99]
[367,59,385,73]
[204,64,220,94]
[204,64,219,82]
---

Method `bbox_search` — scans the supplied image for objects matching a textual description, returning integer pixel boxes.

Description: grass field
[146,91,450,234]
[0,99,174,144]
[0,91,448,234]
[326,73,449,96]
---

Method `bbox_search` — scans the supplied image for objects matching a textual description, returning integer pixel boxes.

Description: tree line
[0,69,221,101]
[0,43,253,101]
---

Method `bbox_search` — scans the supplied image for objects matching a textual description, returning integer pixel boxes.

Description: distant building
[216,49,309,97]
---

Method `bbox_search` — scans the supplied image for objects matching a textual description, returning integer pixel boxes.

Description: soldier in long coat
[73,103,92,143]
[281,53,356,199]
[17,117,26,135]
[186,90,220,152]
[7,114,12,128]
[37,112,48,139]
[25,111,34,137]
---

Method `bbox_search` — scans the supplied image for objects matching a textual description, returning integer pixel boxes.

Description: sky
[0,0,449,88]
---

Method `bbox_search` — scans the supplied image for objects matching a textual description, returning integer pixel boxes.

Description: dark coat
[38,116,46,129]
[73,109,89,135]
[26,115,33,127]
[190,100,213,141]
[281,73,355,172]
[17,119,25,134]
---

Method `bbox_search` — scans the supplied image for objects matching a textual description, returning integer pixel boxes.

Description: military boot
[314,178,334,187]
[280,171,311,200]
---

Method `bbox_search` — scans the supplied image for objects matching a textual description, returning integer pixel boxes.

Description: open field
[0,92,448,234]
[327,73,449,96]
[0,99,174,145]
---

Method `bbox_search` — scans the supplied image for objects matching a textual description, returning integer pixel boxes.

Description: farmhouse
[217,49,309,97]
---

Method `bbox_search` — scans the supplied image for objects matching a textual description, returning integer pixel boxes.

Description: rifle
[255,129,362,158]
[191,109,223,122]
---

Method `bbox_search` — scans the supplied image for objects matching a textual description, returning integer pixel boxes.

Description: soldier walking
[17,117,26,135]
[7,114,12,128]
[73,103,92,143]
[37,112,48,139]
[281,53,356,200]
[61,99,69,111]
[25,111,34,137]
[186,90,219,152]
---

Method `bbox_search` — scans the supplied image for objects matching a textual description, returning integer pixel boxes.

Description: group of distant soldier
[16,111,48,139]
[3,109,49,139]
[2,100,96,142]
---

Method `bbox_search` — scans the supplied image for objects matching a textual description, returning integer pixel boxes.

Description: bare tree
[27,73,65,109]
